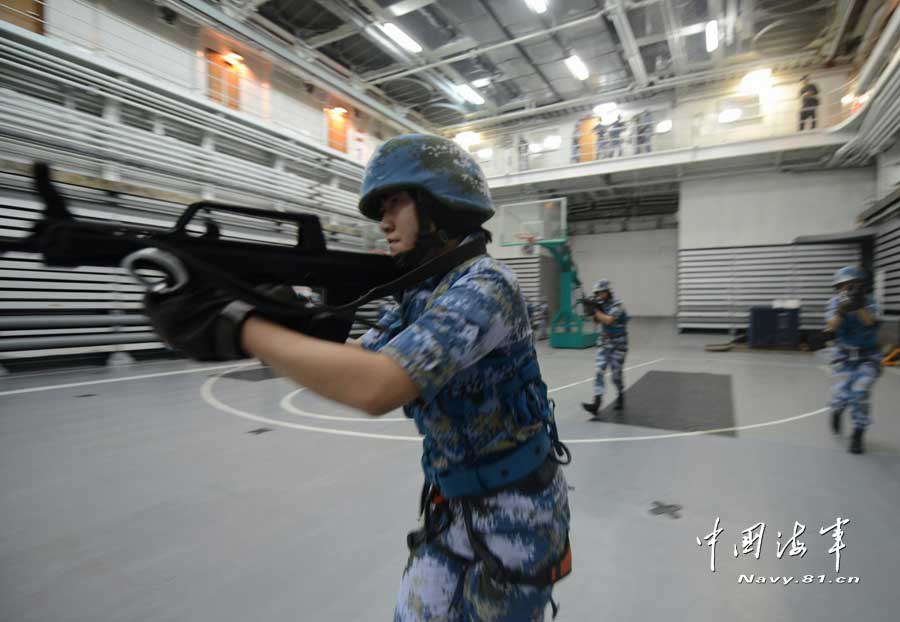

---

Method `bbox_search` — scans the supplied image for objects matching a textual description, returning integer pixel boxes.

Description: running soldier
[582,279,629,418]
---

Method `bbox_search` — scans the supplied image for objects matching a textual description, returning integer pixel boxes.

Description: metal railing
[471,78,859,178]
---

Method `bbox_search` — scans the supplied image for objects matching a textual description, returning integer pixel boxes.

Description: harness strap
[434,430,551,499]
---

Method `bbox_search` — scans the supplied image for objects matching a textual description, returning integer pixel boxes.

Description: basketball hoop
[517,233,537,255]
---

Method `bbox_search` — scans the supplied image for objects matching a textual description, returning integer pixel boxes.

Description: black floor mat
[596,370,736,437]
[227,366,279,382]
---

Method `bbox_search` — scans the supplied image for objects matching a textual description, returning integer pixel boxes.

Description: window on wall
[206,49,241,111]
[1,0,44,34]
[326,107,349,153]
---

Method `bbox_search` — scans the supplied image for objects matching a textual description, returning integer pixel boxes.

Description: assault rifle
[0,164,482,342]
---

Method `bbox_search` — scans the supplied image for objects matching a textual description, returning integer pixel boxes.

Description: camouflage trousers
[394,469,570,622]
[594,341,627,398]
[830,349,881,429]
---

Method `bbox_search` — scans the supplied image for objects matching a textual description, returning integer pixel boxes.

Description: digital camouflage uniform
[825,293,881,430]
[361,237,570,622]
[593,297,629,400]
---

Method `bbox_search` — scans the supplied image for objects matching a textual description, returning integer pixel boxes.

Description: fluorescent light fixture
[565,54,589,81]
[705,20,718,52]
[841,93,855,106]
[524,0,548,14]
[593,102,617,116]
[655,119,673,133]
[738,68,773,94]
[679,22,706,37]
[455,84,485,105]
[542,135,562,150]
[472,77,491,88]
[528,142,543,154]
[454,131,480,149]
[379,22,422,54]
[477,147,493,160]
[718,108,742,123]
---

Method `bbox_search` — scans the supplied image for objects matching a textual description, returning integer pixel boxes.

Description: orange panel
[1,0,43,34]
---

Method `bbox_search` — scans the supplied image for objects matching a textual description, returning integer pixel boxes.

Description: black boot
[582,396,602,417]
[849,427,865,454]
[831,408,843,435]
[614,394,624,411]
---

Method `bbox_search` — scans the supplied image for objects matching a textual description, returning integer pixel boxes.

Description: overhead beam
[608,0,649,86]
[162,0,428,133]
[366,10,604,84]
[386,0,437,17]
[708,0,724,65]
[306,23,358,48]
[660,0,689,74]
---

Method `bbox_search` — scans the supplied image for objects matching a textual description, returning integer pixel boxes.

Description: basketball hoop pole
[536,240,597,349]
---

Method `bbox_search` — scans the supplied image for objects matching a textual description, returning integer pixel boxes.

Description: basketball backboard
[496,198,567,247]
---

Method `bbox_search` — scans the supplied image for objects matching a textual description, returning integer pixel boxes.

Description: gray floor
[2,318,899,622]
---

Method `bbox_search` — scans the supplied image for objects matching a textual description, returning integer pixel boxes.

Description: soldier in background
[825,266,881,454]
[582,279,629,418]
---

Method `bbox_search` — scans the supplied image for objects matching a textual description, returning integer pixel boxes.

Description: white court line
[280,388,408,422]
[276,358,666,421]
[0,362,261,397]
[547,358,664,394]
[661,356,822,369]
[202,358,834,444]
[201,375,421,442]
[564,407,829,443]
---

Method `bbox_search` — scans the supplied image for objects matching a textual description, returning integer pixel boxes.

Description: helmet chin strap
[393,206,452,271]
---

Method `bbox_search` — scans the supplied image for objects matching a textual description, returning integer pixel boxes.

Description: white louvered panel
[678,243,862,332]
[876,218,900,315]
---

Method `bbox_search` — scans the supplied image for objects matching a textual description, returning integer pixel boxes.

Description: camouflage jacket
[361,236,552,482]
[595,297,629,346]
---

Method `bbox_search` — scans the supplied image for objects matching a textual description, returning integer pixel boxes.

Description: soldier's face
[379,190,419,255]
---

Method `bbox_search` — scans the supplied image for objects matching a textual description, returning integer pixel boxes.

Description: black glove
[837,295,864,317]
[582,298,596,316]
[144,283,350,361]
[144,284,261,361]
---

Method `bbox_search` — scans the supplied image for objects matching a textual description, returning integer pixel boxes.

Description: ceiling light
[718,108,742,123]
[455,84,485,105]
[841,93,855,106]
[329,107,347,116]
[655,119,673,133]
[524,0,548,14]
[528,142,544,154]
[222,52,244,65]
[378,22,422,54]
[543,135,562,150]
[454,131,480,149]
[565,54,589,81]
[738,68,773,94]
[472,77,491,88]
[593,102,617,116]
[705,20,718,53]
[477,148,493,161]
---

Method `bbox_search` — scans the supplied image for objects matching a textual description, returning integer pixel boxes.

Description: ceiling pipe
[855,3,900,93]
[824,0,858,63]
[607,0,650,86]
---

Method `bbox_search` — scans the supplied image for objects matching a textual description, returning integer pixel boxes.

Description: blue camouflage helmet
[358,134,495,226]
[833,265,864,287]
[593,279,611,292]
